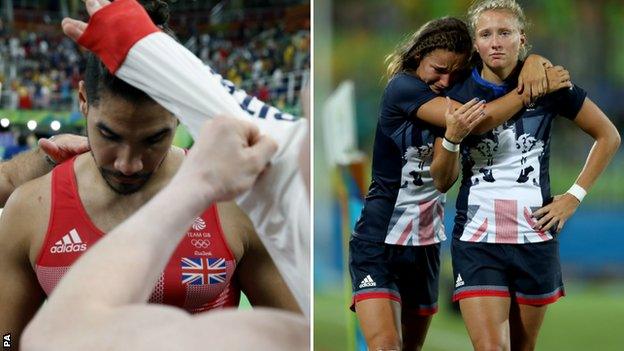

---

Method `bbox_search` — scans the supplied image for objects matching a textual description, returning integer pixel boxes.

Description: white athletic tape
[566,183,587,202]
[442,137,460,153]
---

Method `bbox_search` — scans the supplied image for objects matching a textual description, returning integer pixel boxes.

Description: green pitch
[314,281,624,351]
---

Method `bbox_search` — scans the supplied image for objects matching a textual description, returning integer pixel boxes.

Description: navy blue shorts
[451,238,564,305]
[349,235,440,315]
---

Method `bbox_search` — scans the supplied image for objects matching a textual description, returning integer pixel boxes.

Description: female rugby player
[431,1,620,350]
[349,16,571,351]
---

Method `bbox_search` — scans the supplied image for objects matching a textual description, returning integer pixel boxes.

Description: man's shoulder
[0,172,52,258]
[5,172,52,214]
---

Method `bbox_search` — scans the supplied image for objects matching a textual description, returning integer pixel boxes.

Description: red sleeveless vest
[34,157,240,312]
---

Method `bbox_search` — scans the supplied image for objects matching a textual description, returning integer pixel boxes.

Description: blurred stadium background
[0,0,309,306]
[314,0,624,350]
[0,0,309,155]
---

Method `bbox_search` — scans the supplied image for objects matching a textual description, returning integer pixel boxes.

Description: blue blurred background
[314,0,624,350]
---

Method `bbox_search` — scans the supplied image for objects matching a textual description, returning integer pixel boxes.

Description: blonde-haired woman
[430,1,620,350]
[349,14,569,350]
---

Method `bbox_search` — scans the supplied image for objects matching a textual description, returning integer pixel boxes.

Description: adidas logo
[50,229,87,254]
[455,274,465,288]
[359,275,376,289]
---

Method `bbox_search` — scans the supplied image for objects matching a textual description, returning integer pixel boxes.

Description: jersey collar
[471,67,509,98]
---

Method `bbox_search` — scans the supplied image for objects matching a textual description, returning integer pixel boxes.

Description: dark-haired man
[21,117,308,351]
[63,0,310,315]
[0,49,298,344]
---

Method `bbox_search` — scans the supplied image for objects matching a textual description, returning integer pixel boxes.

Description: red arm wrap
[77,0,159,73]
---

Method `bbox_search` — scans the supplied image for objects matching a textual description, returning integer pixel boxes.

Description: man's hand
[444,97,487,143]
[38,134,90,164]
[61,0,110,41]
[176,118,278,204]
[531,194,580,233]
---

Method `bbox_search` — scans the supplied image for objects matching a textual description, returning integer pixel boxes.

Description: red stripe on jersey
[495,199,518,243]
[516,290,564,306]
[468,218,489,242]
[523,207,550,241]
[350,292,402,311]
[77,0,159,73]
[397,220,413,246]
[436,201,444,225]
[404,305,439,316]
[418,199,435,245]
[452,289,510,302]
[414,306,438,316]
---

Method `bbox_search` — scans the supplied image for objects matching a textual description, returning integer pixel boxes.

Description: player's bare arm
[516,54,552,101]
[415,58,572,133]
[430,97,487,193]
[0,175,51,343]
[532,98,620,232]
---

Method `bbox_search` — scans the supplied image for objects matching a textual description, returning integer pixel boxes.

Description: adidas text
[50,243,87,254]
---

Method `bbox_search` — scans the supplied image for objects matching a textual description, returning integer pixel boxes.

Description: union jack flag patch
[181,257,228,285]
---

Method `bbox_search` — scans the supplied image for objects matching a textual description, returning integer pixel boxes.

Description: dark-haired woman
[348,17,571,350]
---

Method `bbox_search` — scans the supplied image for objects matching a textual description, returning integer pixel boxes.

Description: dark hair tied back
[385,17,472,79]
[139,0,170,26]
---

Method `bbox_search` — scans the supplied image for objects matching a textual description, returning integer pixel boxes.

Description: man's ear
[78,80,89,117]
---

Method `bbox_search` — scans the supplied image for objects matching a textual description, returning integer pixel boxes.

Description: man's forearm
[0,148,52,207]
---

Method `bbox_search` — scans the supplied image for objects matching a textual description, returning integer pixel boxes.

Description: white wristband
[566,183,587,202]
[442,137,460,153]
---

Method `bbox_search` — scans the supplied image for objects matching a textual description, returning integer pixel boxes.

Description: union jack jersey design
[448,69,587,244]
[353,73,445,246]
[35,157,240,313]
[181,257,228,285]
[384,143,446,245]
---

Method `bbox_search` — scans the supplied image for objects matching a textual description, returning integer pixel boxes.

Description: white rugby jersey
[77,0,310,316]
[447,68,587,244]
[352,73,446,246]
